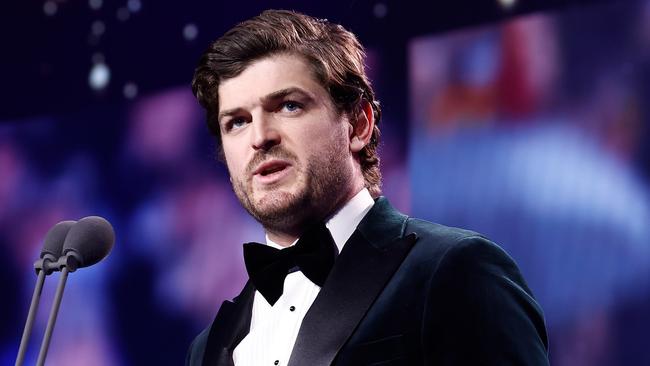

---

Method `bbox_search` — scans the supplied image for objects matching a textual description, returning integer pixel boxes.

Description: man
[187,10,549,366]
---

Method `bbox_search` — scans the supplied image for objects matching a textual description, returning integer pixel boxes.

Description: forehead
[217,54,327,112]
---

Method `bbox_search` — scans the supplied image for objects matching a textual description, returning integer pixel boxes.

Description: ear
[349,100,375,153]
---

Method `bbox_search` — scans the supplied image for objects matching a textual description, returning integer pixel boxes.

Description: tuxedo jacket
[186,197,549,366]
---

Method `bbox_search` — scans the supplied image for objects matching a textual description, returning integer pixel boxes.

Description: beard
[230,136,352,235]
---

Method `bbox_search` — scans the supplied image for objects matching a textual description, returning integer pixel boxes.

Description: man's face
[217,54,356,234]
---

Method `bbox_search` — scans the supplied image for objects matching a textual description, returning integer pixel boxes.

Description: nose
[251,113,281,151]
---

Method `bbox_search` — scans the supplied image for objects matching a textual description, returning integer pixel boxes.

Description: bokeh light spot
[498,0,516,9]
[183,23,199,41]
[116,7,130,21]
[89,0,103,10]
[123,82,138,99]
[127,0,142,13]
[373,3,388,18]
[43,1,58,16]
[91,20,106,36]
[89,63,111,91]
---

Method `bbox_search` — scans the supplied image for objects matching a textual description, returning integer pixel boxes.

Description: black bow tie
[243,224,338,306]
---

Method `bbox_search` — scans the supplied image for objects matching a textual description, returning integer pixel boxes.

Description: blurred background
[2,0,649,365]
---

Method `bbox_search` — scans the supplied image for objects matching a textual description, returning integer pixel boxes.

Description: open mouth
[252,160,292,183]
[259,164,286,176]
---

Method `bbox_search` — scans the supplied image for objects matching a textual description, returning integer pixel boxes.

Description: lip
[252,160,293,185]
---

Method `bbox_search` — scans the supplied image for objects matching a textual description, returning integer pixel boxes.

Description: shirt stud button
[274,360,279,365]
[289,306,296,312]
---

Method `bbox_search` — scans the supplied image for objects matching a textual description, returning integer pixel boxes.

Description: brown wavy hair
[191,9,382,197]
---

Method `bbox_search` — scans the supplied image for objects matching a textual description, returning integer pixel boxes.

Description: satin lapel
[202,282,255,366]
[288,197,418,366]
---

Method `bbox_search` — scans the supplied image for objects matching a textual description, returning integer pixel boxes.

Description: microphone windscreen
[62,216,115,268]
[41,220,77,259]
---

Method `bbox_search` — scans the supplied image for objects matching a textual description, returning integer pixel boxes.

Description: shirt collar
[266,188,375,252]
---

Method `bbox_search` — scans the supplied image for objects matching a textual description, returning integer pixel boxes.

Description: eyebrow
[217,87,314,123]
[262,87,313,104]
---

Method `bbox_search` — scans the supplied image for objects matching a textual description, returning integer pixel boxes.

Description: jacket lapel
[202,281,255,366]
[288,197,418,366]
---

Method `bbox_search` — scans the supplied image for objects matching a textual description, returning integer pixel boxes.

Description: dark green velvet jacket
[186,197,549,366]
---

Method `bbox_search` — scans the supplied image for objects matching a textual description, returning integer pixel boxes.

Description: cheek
[296,115,346,145]
[222,144,247,178]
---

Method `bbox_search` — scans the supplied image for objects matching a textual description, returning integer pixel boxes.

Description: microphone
[35,216,115,366]
[15,220,76,366]
[57,215,115,272]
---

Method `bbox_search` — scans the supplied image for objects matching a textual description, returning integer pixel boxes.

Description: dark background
[2,1,649,365]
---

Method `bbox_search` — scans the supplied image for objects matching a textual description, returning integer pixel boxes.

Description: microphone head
[41,220,77,260]
[62,216,115,269]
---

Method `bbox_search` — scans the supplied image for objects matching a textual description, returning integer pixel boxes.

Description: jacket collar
[357,196,409,249]
[288,197,417,366]
[202,282,255,366]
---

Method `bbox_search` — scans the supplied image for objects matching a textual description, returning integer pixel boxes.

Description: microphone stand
[15,270,46,366]
[35,266,69,366]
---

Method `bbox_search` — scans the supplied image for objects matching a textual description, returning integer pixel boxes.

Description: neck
[265,182,365,247]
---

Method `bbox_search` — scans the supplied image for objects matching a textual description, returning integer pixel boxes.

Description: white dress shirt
[233,188,375,366]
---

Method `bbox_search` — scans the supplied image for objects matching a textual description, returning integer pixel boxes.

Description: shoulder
[403,217,533,297]
[185,326,210,366]
[404,219,549,363]
[406,217,484,246]
[404,217,511,265]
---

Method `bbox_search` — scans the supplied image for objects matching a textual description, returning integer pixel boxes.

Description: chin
[247,186,313,229]
[253,187,303,213]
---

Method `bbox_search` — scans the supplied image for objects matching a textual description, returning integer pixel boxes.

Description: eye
[280,100,303,113]
[224,116,248,132]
